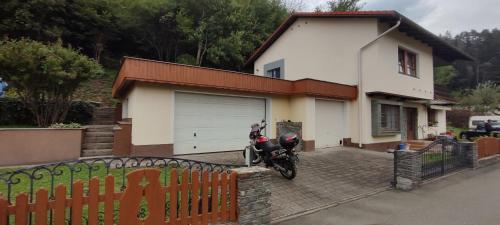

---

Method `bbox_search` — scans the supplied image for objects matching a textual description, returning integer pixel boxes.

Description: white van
[469,116,500,129]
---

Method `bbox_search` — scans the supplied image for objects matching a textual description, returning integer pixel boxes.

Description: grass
[73,68,118,106]
[423,153,443,162]
[0,163,177,202]
[447,126,467,140]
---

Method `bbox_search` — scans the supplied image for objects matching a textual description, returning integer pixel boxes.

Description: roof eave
[244,10,474,68]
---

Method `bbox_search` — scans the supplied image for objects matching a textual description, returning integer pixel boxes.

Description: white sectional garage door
[174,92,266,154]
[315,100,345,148]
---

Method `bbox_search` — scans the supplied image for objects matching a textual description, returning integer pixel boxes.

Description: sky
[302,0,500,35]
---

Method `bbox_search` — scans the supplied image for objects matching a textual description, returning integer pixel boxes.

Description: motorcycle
[243,120,300,179]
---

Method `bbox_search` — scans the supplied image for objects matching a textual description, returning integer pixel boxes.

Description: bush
[65,101,99,125]
[49,123,82,128]
[0,98,36,126]
[0,98,97,126]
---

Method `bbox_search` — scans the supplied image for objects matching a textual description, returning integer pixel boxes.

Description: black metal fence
[0,156,243,203]
[392,139,469,188]
[0,157,244,225]
[420,139,467,180]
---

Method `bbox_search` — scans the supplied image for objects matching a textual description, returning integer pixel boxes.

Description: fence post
[460,142,478,168]
[395,150,422,191]
[231,166,272,225]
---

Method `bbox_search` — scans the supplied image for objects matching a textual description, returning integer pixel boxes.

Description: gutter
[357,19,401,148]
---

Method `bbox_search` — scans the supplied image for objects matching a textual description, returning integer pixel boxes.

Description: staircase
[82,125,114,157]
[82,107,117,157]
[90,107,116,125]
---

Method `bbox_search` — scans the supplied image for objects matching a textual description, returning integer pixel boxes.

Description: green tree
[325,0,364,12]
[434,65,457,86]
[458,81,500,115]
[0,39,103,127]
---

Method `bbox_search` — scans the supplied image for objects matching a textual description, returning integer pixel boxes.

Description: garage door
[315,100,345,148]
[174,92,266,154]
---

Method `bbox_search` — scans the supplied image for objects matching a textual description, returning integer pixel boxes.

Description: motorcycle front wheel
[242,148,262,165]
[279,160,297,180]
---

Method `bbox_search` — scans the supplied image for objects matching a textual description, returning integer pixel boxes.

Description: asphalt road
[276,162,500,225]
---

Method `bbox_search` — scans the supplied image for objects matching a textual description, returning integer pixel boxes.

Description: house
[112,11,472,156]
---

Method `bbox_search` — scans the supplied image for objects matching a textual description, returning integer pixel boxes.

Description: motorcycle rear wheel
[279,160,297,180]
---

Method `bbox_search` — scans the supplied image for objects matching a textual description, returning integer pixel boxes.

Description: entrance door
[403,107,418,140]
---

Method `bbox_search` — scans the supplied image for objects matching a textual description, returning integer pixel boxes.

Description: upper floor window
[398,48,417,77]
[266,67,281,79]
[263,59,284,79]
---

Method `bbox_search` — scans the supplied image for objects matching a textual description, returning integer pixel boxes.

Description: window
[263,59,284,79]
[380,104,400,131]
[427,108,437,126]
[372,100,402,136]
[266,67,281,79]
[398,48,417,77]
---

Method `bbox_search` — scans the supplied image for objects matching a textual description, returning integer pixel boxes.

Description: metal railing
[419,139,467,180]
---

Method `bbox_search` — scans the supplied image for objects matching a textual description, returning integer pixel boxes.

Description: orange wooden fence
[0,168,238,225]
[476,137,500,159]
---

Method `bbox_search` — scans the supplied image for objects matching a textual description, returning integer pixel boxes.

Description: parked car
[460,122,500,140]
[468,115,500,129]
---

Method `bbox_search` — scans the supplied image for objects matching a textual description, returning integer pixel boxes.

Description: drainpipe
[357,19,401,148]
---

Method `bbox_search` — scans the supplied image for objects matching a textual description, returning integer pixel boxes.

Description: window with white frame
[398,48,417,77]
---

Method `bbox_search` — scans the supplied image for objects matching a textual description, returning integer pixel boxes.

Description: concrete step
[82,149,113,157]
[85,131,114,138]
[84,125,115,132]
[90,121,115,125]
[83,143,113,150]
[85,136,114,143]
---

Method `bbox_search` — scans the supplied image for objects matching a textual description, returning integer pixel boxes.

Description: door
[174,92,266,154]
[403,107,418,140]
[315,100,345,148]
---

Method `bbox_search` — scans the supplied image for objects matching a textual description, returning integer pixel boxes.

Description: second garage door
[315,99,346,148]
[174,92,266,154]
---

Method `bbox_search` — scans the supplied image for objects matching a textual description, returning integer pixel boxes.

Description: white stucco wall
[254,18,379,86]
[127,83,174,146]
[253,17,437,145]
[364,25,434,100]
[289,96,316,141]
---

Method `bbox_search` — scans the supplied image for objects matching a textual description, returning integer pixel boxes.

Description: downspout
[357,19,401,148]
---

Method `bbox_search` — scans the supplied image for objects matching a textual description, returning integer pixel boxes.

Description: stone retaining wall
[394,142,479,191]
[231,166,272,225]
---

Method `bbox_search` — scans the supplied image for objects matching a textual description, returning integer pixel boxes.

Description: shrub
[49,123,82,128]
[0,98,97,126]
[0,39,103,127]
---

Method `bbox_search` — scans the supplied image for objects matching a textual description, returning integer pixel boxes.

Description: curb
[270,186,392,224]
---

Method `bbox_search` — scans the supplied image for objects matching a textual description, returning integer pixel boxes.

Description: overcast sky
[303,0,500,35]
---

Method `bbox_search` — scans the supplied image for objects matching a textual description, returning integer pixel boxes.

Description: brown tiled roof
[112,57,357,100]
[434,85,457,103]
[244,10,473,68]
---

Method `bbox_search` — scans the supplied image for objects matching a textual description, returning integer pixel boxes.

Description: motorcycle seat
[264,144,281,152]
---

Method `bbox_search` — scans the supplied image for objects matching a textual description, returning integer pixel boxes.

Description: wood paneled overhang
[112,57,357,100]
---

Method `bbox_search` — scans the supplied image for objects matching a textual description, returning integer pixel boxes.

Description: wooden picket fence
[0,168,238,225]
[476,137,500,159]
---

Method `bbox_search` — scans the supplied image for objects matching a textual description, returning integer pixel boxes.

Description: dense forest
[0,0,498,105]
[438,29,500,90]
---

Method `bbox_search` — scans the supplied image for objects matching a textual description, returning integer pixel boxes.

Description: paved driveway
[277,162,500,225]
[182,147,393,222]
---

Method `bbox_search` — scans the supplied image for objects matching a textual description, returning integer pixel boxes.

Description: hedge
[0,98,98,126]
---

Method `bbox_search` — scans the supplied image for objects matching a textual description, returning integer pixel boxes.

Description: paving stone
[183,147,393,222]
